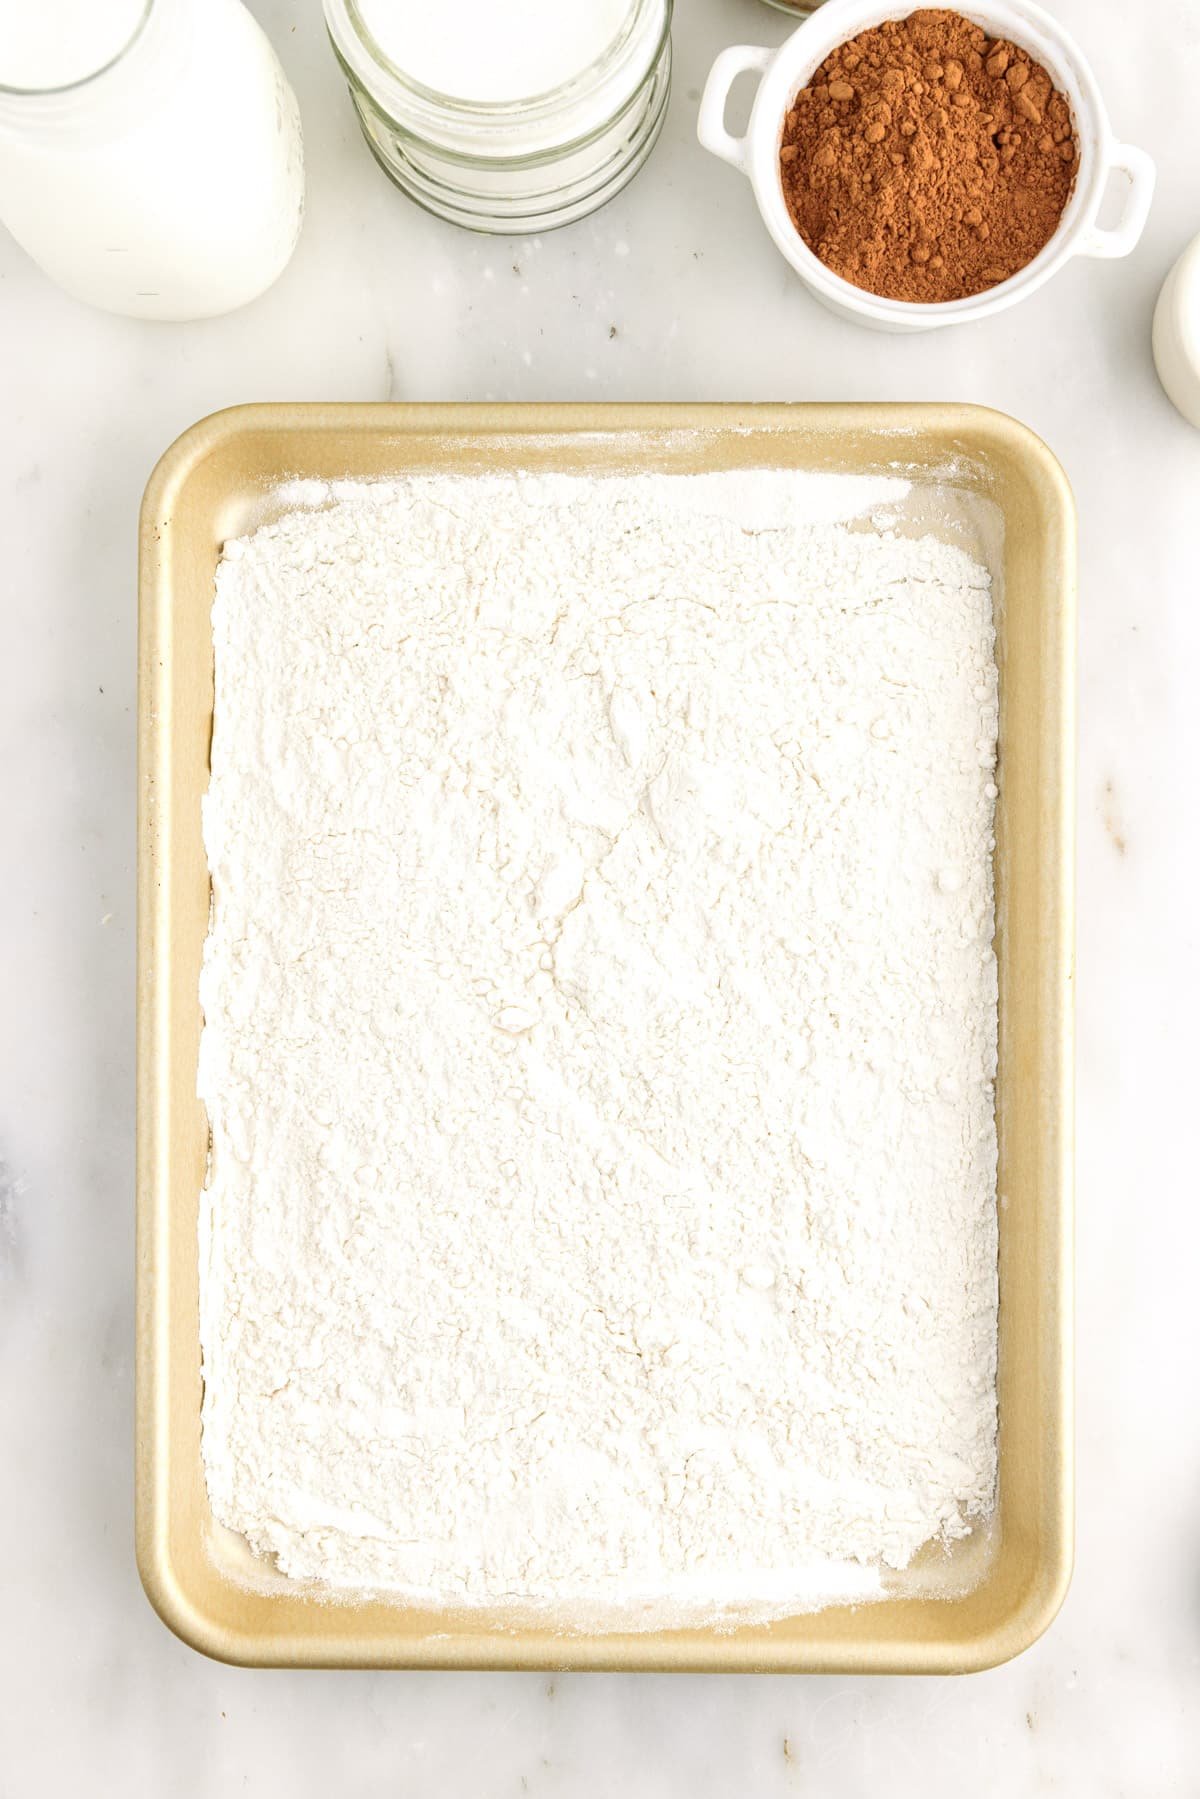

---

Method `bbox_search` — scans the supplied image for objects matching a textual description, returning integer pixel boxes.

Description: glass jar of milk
[323,0,672,233]
[0,0,304,320]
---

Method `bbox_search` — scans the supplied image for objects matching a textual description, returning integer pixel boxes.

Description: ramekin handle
[1078,143,1156,259]
[697,45,774,174]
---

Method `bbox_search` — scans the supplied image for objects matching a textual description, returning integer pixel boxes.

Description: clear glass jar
[0,0,304,320]
[323,0,672,234]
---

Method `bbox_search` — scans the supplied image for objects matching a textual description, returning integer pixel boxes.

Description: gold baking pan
[136,402,1074,1671]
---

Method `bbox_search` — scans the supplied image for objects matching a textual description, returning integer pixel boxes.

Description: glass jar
[0,0,304,320]
[323,0,673,234]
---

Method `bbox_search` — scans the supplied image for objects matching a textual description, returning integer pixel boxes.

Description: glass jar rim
[0,0,153,98]
[324,0,667,132]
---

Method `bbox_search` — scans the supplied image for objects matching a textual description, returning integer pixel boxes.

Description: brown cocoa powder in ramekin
[779,9,1079,303]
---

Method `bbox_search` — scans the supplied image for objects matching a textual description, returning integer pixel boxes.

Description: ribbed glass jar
[323,0,672,234]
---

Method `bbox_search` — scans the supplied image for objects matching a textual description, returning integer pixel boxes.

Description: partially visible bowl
[698,0,1154,333]
[1153,234,1200,429]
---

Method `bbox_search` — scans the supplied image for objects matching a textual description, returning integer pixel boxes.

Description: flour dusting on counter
[198,470,999,1617]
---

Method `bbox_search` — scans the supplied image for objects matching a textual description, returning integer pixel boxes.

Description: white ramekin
[698,0,1154,332]
[1152,233,1200,429]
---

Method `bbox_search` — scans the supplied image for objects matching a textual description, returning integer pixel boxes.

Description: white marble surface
[2,0,1199,1790]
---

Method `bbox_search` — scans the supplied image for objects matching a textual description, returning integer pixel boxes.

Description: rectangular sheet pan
[136,402,1074,1671]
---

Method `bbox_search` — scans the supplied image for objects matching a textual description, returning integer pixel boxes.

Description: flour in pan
[198,469,999,1616]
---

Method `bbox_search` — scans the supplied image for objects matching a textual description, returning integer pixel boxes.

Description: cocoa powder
[779,9,1079,303]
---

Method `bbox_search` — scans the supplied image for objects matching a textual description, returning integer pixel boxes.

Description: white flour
[199,470,999,1617]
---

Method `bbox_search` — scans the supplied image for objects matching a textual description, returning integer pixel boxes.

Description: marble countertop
[2,0,1198,1790]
